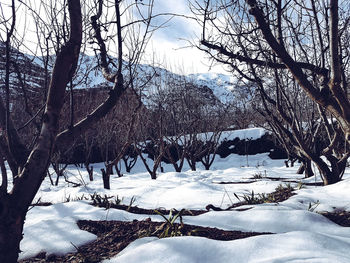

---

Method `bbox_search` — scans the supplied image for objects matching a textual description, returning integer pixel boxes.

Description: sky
[142,0,227,74]
[0,0,227,75]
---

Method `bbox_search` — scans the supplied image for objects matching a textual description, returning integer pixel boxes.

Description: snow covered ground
[18,152,350,262]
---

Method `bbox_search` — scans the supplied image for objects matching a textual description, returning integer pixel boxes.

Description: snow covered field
[19,153,350,262]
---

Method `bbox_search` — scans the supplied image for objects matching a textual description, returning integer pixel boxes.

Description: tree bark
[88,166,94,181]
[187,158,196,171]
[304,160,314,178]
[246,0,350,143]
[101,168,111,189]
[0,195,25,263]
[296,163,305,174]
[150,171,157,180]
[313,157,341,185]
[0,153,7,192]
[0,1,82,261]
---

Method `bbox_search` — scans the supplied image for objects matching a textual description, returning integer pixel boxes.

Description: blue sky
[0,0,225,75]
[140,0,226,74]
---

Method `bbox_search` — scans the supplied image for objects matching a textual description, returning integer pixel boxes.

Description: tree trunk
[304,160,314,178]
[151,171,157,180]
[101,168,110,189]
[321,171,341,185]
[296,163,305,174]
[290,158,296,167]
[0,155,7,192]
[0,1,82,259]
[123,156,137,173]
[88,166,94,181]
[201,154,216,170]
[314,158,341,185]
[190,163,196,171]
[84,163,94,181]
[187,158,196,171]
[174,165,181,172]
[115,162,123,177]
[0,136,18,178]
[47,169,54,186]
[0,196,25,263]
[55,171,61,186]
[123,156,131,173]
[170,158,185,172]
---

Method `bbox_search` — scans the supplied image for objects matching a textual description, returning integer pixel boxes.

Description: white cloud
[1,0,226,75]
[142,1,227,75]
[154,0,190,15]
[143,35,227,75]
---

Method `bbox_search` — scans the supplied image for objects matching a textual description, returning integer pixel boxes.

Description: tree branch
[11,0,83,211]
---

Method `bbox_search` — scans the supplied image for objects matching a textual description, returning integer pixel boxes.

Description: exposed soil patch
[320,211,350,227]
[207,185,295,211]
[263,185,295,203]
[20,219,271,263]
[279,180,323,186]
[93,203,208,216]
[263,177,297,181]
[214,181,256,184]
[21,184,297,262]
[217,178,323,187]
[92,184,296,215]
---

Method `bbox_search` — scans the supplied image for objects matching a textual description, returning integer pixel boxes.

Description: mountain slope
[0,44,243,111]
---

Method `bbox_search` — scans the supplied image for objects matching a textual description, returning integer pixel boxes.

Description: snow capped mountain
[1,44,242,109]
[188,73,238,104]
[61,53,241,109]
[0,42,48,102]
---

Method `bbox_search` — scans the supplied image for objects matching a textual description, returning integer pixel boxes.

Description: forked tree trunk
[290,158,296,167]
[150,171,157,180]
[284,160,289,168]
[53,163,68,186]
[186,157,196,171]
[125,166,131,173]
[123,155,137,173]
[320,170,342,185]
[173,163,182,172]
[297,160,314,178]
[313,157,342,185]
[137,148,161,180]
[0,1,82,261]
[201,152,216,171]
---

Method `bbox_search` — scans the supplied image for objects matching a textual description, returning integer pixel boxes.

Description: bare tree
[199,131,222,170]
[135,107,167,179]
[0,0,158,261]
[0,1,82,261]
[192,0,350,184]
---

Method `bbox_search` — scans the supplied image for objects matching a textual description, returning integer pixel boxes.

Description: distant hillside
[0,42,246,110]
[0,42,48,103]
